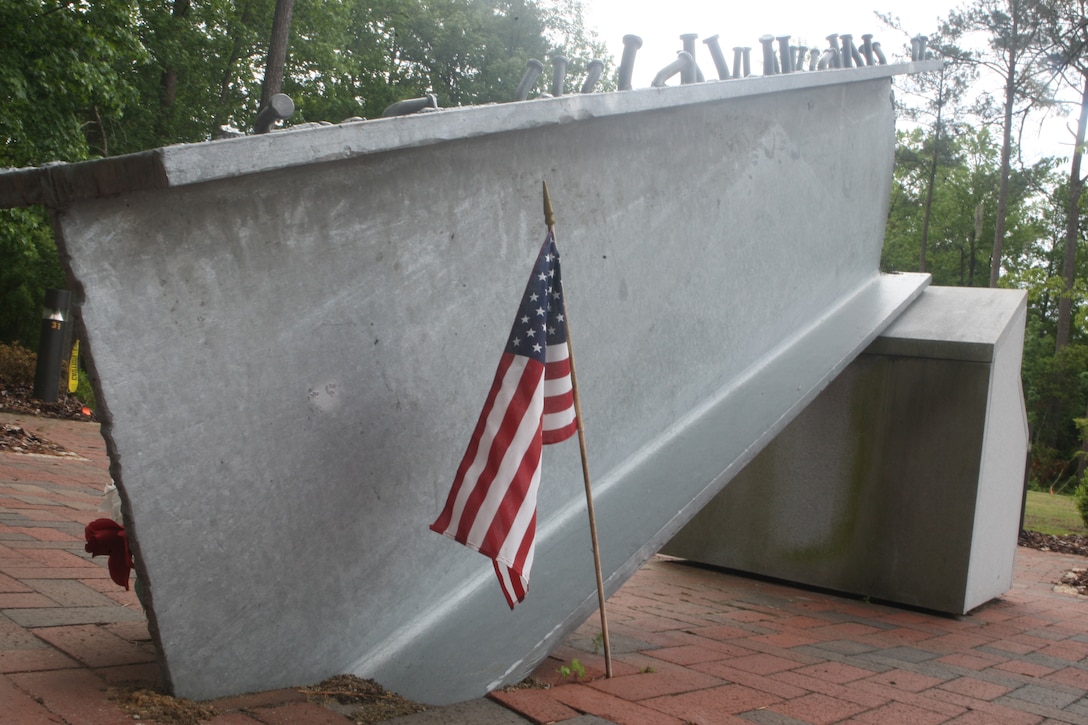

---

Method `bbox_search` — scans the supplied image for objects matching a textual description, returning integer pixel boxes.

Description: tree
[260,0,295,109]
[1055,77,1088,349]
[0,0,145,346]
[0,207,65,347]
[938,0,1053,287]
[0,0,145,166]
[1,0,607,349]
[280,1,608,120]
[536,0,611,91]
[893,58,977,273]
[1030,0,1088,351]
[998,166,1086,483]
[368,0,551,107]
[882,12,978,275]
[883,125,1052,287]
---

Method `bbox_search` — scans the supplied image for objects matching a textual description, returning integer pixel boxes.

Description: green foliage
[1024,341,1088,462]
[1075,478,1088,528]
[557,658,585,680]
[0,0,146,165]
[73,369,96,411]
[0,207,65,348]
[1071,476,1088,529]
[1,2,143,347]
[882,125,1055,286]
[289,0,608,118]
[0,341,36,386]
[0,0,605,155]
[937,0,1053,119]
[0,0,604,349]
[885,6,1088,486]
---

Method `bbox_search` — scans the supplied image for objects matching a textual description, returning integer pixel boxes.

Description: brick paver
[4,411,1088,724]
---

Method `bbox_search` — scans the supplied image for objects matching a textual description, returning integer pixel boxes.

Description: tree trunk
[214,0,256,132]
[919,71,946,274]
[161,70,177,108]
[161,0,192,103]
[156,0,189,139]
[91,104,107,157]
[989,19,1017,289]
[970,201,983,287]
[260,0,295,110]
[1055,75,1088,351]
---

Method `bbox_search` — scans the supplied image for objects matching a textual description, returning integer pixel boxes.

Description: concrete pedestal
[664,286,1029,615]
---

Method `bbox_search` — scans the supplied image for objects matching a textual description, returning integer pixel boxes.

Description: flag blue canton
[505,232,567,363]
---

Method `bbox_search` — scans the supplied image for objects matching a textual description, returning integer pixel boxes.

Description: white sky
[583,0,946,88]
[582,1,1077,162]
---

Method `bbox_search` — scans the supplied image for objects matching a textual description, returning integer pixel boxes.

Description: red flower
[84,518,133,590]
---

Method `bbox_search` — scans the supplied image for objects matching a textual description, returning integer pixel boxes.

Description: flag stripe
[542,409,577,443]
[431,354,518,537]
[459,359,544,544]
[466,378,543,548]
[452,356,540,545]
[482,423,542,564]
[542,342,576,443]
[430,354,517,535]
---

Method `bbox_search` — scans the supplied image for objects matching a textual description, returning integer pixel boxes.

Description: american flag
[430,229,578,608]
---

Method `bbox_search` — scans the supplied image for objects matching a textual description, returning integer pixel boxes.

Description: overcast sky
[583,0,948,88]
[581,1,1076,161]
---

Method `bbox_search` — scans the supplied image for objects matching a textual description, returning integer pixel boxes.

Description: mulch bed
[1018,530,1088,557]
[1019,530,1088,594]
[0,422,82,456]
[0,383,95,456]
[0,383,96,421]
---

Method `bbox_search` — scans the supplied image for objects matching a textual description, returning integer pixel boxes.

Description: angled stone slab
[3,62,937,702]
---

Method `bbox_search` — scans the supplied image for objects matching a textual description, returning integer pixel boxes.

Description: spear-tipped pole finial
[543,181,556,229]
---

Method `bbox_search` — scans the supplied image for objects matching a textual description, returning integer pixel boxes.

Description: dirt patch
[301,674,427,724]
[108,677,426,724]
[109,687,217,725]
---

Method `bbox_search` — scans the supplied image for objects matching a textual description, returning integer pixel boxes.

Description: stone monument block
[665,286,1029,614]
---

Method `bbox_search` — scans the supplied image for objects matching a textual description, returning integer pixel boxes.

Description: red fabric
[84,518,133,590]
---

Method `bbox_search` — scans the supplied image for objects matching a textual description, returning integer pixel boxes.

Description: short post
[618,35,643,91]
[32,289,71,402]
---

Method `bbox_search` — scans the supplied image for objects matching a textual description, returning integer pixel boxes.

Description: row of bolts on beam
[515,32,931,100]
[253,31,932,129]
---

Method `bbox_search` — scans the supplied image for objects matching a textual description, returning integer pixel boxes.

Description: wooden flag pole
[543,181,613,678]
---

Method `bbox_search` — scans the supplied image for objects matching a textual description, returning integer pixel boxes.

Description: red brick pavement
[3,412,1088,724]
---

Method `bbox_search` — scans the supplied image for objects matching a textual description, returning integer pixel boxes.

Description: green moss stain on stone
[780,359,887,566]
